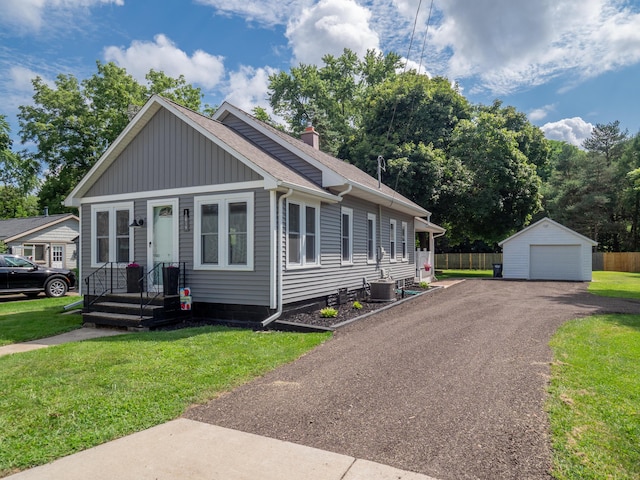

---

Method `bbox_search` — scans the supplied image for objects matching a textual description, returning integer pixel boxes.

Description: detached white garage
[498,218,597,281]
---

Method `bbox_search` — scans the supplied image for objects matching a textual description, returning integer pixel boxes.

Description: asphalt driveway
[185,280,640,480]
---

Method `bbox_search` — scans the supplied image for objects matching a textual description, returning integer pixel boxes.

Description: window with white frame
[91,203,133,266]
[389,219,397,263]
[401,221,408,261]
[287,200,319,267]
[22,244,46,263]
[367,213,376,263]
[341,207,353,264]
[194,192,254,270]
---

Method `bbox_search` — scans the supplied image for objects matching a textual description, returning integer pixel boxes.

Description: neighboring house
[498,217,597,281]
[65,95,444,324]
[0,213,79,269]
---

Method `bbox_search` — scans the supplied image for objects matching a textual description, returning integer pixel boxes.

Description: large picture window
[341,207,353,264]
[194,192,254,270]
[91,203,133,266]
[287,200,319,267]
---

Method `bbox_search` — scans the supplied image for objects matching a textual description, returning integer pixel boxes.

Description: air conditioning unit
[370,279,395,302]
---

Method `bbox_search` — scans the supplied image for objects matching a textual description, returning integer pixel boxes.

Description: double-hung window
[389,219,397,263]
[194,192,254,270]
[367,213,376,263]
[401,221,408,261]
[91,203,134,266]
[341,207,353,264]
[287,200,319,267]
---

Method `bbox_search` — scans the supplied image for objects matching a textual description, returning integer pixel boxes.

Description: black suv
[0,254,76,298]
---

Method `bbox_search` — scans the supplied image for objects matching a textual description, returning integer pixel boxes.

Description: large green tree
[0,115,39,218]
[269,49,402,156]
[18,62,203,213]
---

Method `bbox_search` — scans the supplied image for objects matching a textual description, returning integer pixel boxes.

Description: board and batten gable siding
[81,188,272,306]
[85,108,261,197]
[502,221,594,280]
[282,195,416,305]
[221,114,323,186]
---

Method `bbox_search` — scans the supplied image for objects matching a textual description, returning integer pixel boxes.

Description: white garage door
[530,245,581,280]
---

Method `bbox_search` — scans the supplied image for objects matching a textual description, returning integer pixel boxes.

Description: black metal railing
[84,262,187,317]
[137,262,186,319]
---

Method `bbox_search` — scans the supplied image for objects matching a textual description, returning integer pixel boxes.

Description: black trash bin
[492,263,503,278]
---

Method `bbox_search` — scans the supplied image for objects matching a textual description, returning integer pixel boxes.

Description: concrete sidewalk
[8,419,437,480]
[0,327,127,357]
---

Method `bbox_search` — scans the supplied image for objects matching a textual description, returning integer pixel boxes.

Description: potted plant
[126,263,143,293]
[162,265,180,295]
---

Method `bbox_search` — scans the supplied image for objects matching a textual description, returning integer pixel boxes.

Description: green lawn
[0,327,331,475]
[588,271,640,299]
[0,296,83,346]
[547,271,640,479]
[436,269,493,279]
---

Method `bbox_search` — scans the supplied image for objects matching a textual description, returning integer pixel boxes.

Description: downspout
[261,188,294,327]
[338,184,352,198]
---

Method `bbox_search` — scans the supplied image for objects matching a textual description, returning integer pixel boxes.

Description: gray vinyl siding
[221,114,323,185]
[282,196,416,304]
[81,189,272,306]
[86,109,261,197]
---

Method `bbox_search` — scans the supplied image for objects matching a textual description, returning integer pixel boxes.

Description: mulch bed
[279,286,433,328]
[159,286,433,330]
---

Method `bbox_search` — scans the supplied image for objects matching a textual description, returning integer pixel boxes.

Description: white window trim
[286,198,321,269]
[193,192,254,271]
[90,202,134,267]
[367,213,377,264]
[389,219,397,263]
[401,221,408,262]
[341,207,353,265]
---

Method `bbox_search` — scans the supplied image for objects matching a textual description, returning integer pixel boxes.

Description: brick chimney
[300,124,320,150]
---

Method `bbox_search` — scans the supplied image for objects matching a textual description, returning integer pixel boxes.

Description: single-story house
[0,213,79,269]
[498,217,597,281]
[64,95,444,324]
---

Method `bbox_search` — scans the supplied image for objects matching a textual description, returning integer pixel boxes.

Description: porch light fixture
[183,208,190,231]
[129,218,145,227]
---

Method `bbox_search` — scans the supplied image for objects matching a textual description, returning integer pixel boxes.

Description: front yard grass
[547,271,640,479]
[0,296,82,346]
[0,327,331,476]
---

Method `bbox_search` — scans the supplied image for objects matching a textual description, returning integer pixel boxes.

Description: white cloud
[222,65,277,112]
[194,0,313,26]
[7,66,42,92]
[103,35,225,90]
[528,104,555,122]
[1,0,123,31]
[427,0,640,94]
[286,0,380,65]
[541,117,593,147]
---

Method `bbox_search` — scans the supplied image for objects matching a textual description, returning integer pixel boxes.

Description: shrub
[419,281,429,289]
[352,301,363,310]
[320,307,338,318]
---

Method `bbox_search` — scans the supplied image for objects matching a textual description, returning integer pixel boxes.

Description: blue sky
[2,0,640,148]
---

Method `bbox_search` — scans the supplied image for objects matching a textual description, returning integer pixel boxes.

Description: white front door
[147,199,179,291]
[51,245,64,268]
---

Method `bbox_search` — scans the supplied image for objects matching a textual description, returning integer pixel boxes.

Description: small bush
[352,301,363,310]
[320,307,338,318]
[419,281,430,289]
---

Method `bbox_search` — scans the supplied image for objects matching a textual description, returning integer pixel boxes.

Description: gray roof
[0,214,78,242]
[170,102,331,198]
[214,102,429,216]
